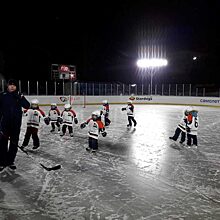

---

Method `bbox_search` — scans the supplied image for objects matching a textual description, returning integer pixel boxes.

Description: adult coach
[0,79,30,172]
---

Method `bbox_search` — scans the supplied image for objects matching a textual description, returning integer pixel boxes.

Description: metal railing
[0,79,220,97]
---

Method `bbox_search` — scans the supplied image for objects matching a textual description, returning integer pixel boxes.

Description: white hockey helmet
[92,110,100,120]
[51,103,57,109]
[64,103,71,110]
[92,110,100,117]
[184,106,193,115]
[102,100,108,104]
[31,99,39,105]
[31,99,39,109]
[127,100,132,104]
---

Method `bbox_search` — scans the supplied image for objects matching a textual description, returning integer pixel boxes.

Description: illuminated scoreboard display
[51,64,76,81]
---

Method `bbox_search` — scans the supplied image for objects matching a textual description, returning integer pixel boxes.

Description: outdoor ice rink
[0,104,220,220]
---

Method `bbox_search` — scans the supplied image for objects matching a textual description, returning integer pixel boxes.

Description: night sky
[0,0,219,85]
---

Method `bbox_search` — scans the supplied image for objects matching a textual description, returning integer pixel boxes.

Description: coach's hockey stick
[17,145,61,171]
[1,132,60,171]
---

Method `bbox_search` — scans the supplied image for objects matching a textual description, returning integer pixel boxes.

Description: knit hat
[7,79,18,87]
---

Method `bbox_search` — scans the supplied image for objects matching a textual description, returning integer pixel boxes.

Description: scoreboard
[51,64,76,81]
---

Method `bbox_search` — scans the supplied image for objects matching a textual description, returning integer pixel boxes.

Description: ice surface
[1,104,220,219]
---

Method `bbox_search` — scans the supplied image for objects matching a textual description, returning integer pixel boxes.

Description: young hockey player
[60,103,78,137]
[100,100,111,126]
[121,100,137,127]
[169,107,192,144]
[48,103,61,132]
[80,111,107,153]
[186,108,199,148]
[21,99,47,150]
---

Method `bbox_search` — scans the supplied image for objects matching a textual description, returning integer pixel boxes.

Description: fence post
[176,84,177,96]
[168,84,171,96]
[71,81,73,95]
[105,84,107,95]
[46,81,48,95]
[155,84,157,95]
[117,84,119,95]
[189,84,191,96]
[142,84,144,95]
[19,80,21,92]
[123,84,125,95]
[28,80,30,95]
[162,84,164,96]
[129,84,131,95]
[183,84,184,96]
[62,79,65,95]
[37,81,39,95]
[54,81,56,95]
[196,88,198,96]
[203,88,205,97]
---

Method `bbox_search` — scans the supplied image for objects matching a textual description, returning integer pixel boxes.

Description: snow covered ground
[1,104,220,220]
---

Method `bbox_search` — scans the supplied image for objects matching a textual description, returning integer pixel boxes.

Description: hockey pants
[187,133,197,146]
[22,127,39,147]
[88,137,98,150]
[172,127,186,142]
[128,116,137,126]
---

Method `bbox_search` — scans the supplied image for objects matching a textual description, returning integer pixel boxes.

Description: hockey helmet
[102,100,108,104]
[31,99,39,109]
[127,100,132,104]
[51,103,57,110]
[31,99,39,105]
[185,106,193,114]
[92,110,100,120]
[64,103,71,110]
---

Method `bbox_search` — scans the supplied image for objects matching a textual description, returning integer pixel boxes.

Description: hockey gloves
[80,122,87,129]
[102,131,107,137]
[44,117,50,125]
[74,117,78,124]
[121,108,126,111]
[57,117,63,124]
[186,126,191,132]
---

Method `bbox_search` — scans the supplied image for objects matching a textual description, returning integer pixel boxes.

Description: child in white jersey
[80,111,107,153]
[60,104,78,137]
[186,108,199,148]
[21,99,46,150]
[48,103,61,132]
[121,100,137,127]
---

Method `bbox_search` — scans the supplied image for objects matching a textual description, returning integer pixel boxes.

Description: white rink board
[26,95,220,107]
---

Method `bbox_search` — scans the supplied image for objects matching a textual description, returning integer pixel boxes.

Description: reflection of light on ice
[129,109,169,175]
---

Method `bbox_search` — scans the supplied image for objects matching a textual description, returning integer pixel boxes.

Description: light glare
[137,58,168,68]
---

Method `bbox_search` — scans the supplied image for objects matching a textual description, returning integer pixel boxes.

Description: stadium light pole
[136,58,168,96]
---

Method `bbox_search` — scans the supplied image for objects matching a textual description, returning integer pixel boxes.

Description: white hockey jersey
[177,115,187,132]
[187,115,199,135]
[24,108,45,128]
[126,104,134,117]
[101,104,109,116]
[61,110,76,126]
[48,109,60,122]
[86,118,105,139]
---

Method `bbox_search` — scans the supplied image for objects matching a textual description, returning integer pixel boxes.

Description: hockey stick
[1,132,60,171]
[17,145,61,171]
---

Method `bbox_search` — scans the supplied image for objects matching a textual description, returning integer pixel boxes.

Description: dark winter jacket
[0,91,30,135]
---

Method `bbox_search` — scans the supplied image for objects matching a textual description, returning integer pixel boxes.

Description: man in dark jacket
[0,79,30,172]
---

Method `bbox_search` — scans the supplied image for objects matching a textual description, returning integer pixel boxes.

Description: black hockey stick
[17,145,61,171]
